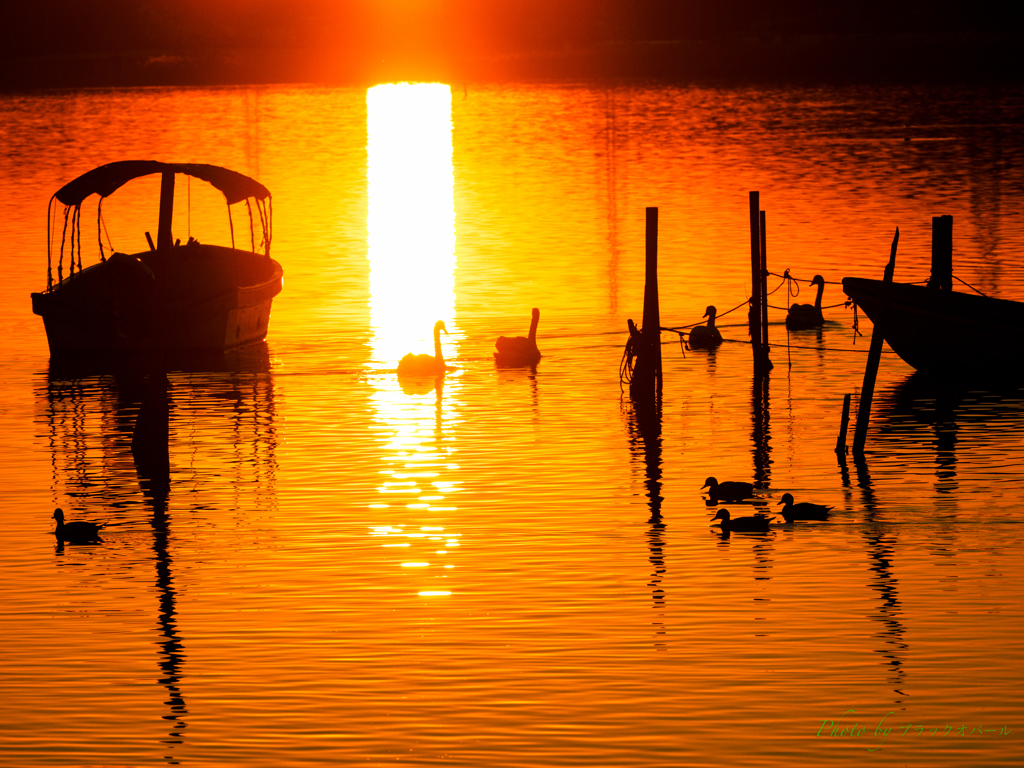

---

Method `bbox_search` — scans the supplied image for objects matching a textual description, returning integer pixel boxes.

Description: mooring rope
[660,274,788,344]
[75,203,83,273]
[246,199,255,253]
[953,274,988,297]
[767,269,844,285]
[619,320,639,391]
[57,205,69,285]
[46,196,55,291]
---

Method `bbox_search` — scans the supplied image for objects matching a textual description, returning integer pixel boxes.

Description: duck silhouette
[785,275,826,330]
[52,508,104,542]
[397,321,450,376]
[689,305,724,348]
[710,508,772,533]
[702,476,754,503]
[495,308,541,367]
[777,492,832,522]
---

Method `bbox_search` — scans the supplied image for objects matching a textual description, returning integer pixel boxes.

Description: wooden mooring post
[927,215,953,291]
[852,228,899,455]
[836,393,852,454]
[748,192,772,375]
[629,207,663,402]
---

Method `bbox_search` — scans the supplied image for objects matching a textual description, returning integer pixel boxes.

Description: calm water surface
[1,82,1023,767]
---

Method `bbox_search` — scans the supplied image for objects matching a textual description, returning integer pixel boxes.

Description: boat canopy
[55,161,271,206]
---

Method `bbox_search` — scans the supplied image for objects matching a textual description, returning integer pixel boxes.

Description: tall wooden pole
[749,192,762,371]
[759,209,772,372]
[643,207,662,397]
[852,228,899,455]
[157,171,175,251]
[631,207,662,402]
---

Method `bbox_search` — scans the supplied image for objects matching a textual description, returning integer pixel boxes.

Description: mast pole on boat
[157,171,175,251]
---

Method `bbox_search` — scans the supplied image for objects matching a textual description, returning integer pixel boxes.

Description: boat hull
[842,277,1024,376]
[32,245,282,356]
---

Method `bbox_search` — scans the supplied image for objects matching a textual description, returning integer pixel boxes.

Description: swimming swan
[786,275,826,330]
[397,321,449,376]
[495,308,541,367]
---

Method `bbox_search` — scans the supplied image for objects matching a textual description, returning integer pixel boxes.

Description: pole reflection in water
[864,524,909,702]
[130,360,188,752]
[751,371,772,493]
[38,349,278,756]
[133,357,172,515]
[847,449,908,699]
[366,82,462,597]
[153,504,188,752]
[624,393,666,649]
[878,374,1024,505]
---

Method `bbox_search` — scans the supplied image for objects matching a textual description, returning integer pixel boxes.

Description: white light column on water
[366,82,456,368]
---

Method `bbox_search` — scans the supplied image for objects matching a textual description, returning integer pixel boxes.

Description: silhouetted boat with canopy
[31,160,282,356]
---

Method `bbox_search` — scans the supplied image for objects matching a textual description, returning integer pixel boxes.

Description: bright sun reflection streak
[367,83,455,367]
[366,83,461,600]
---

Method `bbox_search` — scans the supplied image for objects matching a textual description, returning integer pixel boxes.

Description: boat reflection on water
[876,372,1024,499]
[37,342,278,754]
[849,371,1024,700]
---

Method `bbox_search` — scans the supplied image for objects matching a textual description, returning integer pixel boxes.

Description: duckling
[777,492,832,522]
[702,476,755,503]
[495,308,541,367]
[710,508,772,533]
[51,508,104,542]
[785,275,826,330]
[397,320,449,376]
[689,305,724,348]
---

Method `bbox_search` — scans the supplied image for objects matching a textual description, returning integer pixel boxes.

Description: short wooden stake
[836,393,851,454]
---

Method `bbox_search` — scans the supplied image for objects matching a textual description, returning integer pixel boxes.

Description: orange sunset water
[1,81,1023,766]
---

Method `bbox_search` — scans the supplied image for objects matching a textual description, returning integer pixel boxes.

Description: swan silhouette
[495,308,541,367]
[52,508,104,542]
[710,508,772,533]
[777,492,832,522]
[397,321,449,376]
[785,275,826,330]
[702,476,754,503]
[689,305,723,348]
